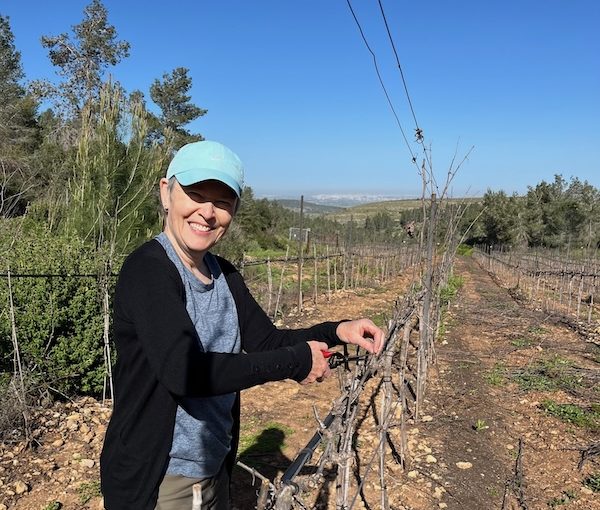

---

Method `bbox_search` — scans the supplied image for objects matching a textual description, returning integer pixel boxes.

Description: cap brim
[173,168,241,197]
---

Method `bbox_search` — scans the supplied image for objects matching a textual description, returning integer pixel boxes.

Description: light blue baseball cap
[166,140,244,197]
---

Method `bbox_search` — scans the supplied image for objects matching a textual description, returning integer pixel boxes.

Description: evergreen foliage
[150,67,207,147]
[36,0,130,117]
[478,175,600,249]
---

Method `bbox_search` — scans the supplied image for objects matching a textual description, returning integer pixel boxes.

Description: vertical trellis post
[326,245,332,301]
[102,266,114,404]
[416,193,437,419]
[7,267,30,442]
[378,344,394,510]
[313,245,318,305]
[334,253,338,292]
[588,276,596,324]
[266,258,273,317]
[297,195,304,312]
[273,245,289,321]
[576,271,584,319]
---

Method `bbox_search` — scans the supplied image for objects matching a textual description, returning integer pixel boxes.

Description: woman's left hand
[336,319,384,354]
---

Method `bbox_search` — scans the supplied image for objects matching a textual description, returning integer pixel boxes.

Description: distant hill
[326,197,482,223]
[274,196,482,222]
[275,199,346,216]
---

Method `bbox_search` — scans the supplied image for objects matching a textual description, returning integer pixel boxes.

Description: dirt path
[396,256,599,510]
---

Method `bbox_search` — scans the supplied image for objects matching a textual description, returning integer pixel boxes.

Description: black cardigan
[100,239,343,510]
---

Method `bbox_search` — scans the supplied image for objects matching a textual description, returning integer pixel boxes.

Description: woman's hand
[300,341,331,384]
[336,319,384,354]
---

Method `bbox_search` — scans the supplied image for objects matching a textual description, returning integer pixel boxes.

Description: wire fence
[239,243,421,320]
[473,245,600,329]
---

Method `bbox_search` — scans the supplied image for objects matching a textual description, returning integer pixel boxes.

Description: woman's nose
[197,200,216,219]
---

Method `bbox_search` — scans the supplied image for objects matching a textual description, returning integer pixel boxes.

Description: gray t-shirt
[156,233,241,478]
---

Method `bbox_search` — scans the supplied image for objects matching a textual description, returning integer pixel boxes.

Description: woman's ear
[159,178,171,213]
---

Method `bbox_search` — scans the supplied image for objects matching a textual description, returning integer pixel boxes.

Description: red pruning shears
[322,349,369,370]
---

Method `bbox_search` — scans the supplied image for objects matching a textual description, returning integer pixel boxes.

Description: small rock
[80,458,95,468]
[456,461,473,469]
[439,504,448,509]
[389,463,402,473]
[0,504,7,510]
[82,432,95,444]
[581,487,594,495]
[425,455,437,464]
[15,480,29,494]
[52,439,65,448]
[434,486,446,498]
[421,415,433,422]
[407,470,419,479]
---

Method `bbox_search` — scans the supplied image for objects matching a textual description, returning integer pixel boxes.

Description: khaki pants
[155,464,230,510]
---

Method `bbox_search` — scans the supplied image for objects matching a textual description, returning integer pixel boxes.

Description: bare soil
[2,256,599,509]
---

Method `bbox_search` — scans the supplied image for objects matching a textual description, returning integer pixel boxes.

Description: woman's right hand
[300,341,331,384]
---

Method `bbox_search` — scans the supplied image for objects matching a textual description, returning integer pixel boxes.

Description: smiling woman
[160,178,237,284]
[99,140,385,510]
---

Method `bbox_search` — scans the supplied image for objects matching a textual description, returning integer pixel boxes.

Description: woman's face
[159,178,238,263]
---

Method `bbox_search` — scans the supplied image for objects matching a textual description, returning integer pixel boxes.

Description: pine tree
[150,67,206,147]
[35,0,130,118]
[0,14,40,216]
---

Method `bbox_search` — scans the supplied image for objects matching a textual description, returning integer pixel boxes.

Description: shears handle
[321,350,346,368]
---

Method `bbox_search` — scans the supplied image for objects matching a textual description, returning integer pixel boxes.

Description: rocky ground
[1,255,599,509]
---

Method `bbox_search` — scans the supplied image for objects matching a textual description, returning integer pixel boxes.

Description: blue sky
[3,0,599,199]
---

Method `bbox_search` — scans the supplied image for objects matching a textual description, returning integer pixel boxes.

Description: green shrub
[0,224,114,397]
[456,244,473,256]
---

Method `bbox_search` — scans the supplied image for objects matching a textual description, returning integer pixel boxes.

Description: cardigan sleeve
[114,248,315,397]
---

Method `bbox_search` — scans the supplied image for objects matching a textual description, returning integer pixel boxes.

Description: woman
[100,141,384,510]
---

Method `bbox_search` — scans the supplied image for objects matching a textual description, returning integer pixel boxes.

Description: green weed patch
[77,480,101,504]
[456,244,474,256]
[547,490,577,507]
[583,473,600,492]
[513,355,582,392]
[485,362,507,386]
[540,400,600,431]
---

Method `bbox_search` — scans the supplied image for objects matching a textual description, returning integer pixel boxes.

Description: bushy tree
[35,0,130,118]
[481,190,522,246]
[0,15,40,216]
[150,67,206,147]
